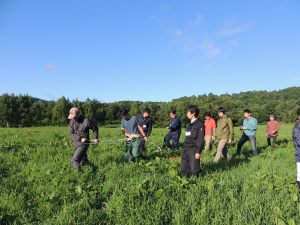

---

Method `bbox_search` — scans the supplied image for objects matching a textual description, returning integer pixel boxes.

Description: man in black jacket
[181,105,204,177]
[163,109,181,150]
[68,107,98,169]
[137,108,153,153]
[293,108,300,190]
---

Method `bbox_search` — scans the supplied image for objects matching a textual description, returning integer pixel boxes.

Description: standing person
[68,107,99,170]
[214,107,234,162]
[292,108,300,190]
[266,114,280,146]
[181,105,204,177]
[235,109,258,156]
[137,108,153,153]
[163,109,181,150]
[121,108,148,162]
[204,112,216,152]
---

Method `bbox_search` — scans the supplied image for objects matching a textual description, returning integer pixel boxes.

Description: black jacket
[69,116,98,148]
[169,116,181,133]
[293,121,300,162]
[184,119,204,153]
[137,114,153,137]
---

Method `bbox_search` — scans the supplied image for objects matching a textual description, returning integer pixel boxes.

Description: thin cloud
[195,14,204,25]
[43,63,59,72]
[220,22,255,37]
[200,40,221,58]
[174,29,184,39]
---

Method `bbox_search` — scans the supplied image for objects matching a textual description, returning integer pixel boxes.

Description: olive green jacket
[216,115,234,141]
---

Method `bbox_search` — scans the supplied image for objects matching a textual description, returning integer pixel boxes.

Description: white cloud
[43,63,59,72]
[220,22,255,37]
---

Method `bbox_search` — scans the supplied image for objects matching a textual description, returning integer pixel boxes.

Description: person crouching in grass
[181,105,204,178]
[292,108,300,191]
[121,108,148,162]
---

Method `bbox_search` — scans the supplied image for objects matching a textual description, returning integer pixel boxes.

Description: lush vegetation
[1,124,299,224]
[1,87,300,127]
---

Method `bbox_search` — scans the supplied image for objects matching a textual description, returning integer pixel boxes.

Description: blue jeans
[237,133,257,156]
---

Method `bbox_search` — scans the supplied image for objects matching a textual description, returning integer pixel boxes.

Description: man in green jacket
[214,107,234,162]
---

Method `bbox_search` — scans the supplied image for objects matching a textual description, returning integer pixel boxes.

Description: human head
[186,105,199,120]
[121,108,131,120]
[205,112,212,120]
[143,108,151,118]
[243,109,251,119]
[218,107,226,118]
[297,108,300,119]
[269,114,275,121]
[68,107,81,120]
[170,109,177,119]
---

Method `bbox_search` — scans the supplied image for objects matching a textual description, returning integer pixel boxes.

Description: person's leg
[267,137,271,146]
[214,139,227,162]
[222,143,230,160]
[188,148,201,176]
[72,146,86,169]
[131,138,141,159]
[249,136,258,156]
[180,148,190,177]
[80,146,89,165]
[273,136,278,145]
[139,139,146,155]
[125,140,133,161]
[204,135,212,151]
[236,134,249,155]
[172,132,180,149]
[163,132,172,149]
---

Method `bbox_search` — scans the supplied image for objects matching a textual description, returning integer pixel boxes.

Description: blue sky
[0,0,300,102]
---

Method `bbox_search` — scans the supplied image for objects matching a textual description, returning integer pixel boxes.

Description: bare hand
[93,139,99,144]
[228,139,232,144]
[144,136,148,141]
[81,138,87,143]
[195,153,201,160]
[212,136,216,141]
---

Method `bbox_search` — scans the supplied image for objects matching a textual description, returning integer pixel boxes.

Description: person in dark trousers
[163,109,181,150]
[68,107,98,170]
[137,108,153,153]
[121,108,148,162]
[181,105,204,177]
[235,109,258,157]
[292,108,300,191]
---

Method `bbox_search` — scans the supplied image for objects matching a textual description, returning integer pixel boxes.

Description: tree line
[0,87,299,127]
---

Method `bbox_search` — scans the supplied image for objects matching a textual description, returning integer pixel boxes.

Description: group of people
[66,106,300,190]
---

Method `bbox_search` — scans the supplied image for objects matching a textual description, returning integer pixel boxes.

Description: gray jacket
[69,115,98,148]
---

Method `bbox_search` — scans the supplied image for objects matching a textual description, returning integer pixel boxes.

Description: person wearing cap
[163,109,181,150]
[214,107,234,162]
[235,109,258,156]
[121,108,148,161]
[292,108,300,191]
[204,112,216,152]
[266,114,280,146]
[68,107,99,169]
[181,105,204,177]
[137,108,153,153]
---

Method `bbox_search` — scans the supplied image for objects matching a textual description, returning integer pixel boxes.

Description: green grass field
[0,124,299,224]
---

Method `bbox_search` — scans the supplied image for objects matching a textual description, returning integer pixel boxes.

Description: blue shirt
[121,116,139,134]
[242,117,258,136]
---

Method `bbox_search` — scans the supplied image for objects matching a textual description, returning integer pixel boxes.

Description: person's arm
[148,118,153,137]
[227,118,234,142]
[266,122,269,135]
[89,120,99,143]
[195,123,204,159]
[293,125,300,147]
[137,124,148,140]
[212,119,216,137]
